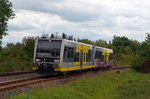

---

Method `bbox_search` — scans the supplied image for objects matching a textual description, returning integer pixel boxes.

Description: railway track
[0,71,44,83]
[0,66,130,93]
[111,65,129,70]
[0,71,35,77]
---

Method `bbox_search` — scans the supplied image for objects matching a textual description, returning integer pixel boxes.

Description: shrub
[116,70,120,74]
[141,60,150,73]
[131,56,141,71]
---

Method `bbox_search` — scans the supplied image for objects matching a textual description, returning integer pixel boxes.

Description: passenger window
[109,53,113,61]
[86,50,92,62]
[74,52,79,62]
[95,51,102,60]
[83,53,86,62]
[63,46,74,62]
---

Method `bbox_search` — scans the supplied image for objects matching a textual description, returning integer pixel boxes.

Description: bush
[141,60,150,73]
[116,70,120,74]
[131,56,141,71]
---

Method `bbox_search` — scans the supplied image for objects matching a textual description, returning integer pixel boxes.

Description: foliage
[54,32,59,38]
[50,33,54,38]
[95,39,107,47]
[0,0,15,45]
[140,60,150,73]
[68,35,73,40]
[0,32,150,73]
[131,35,150,71]
[41,33,49,38]
[62,33,67,39]
[0,37,35,73]
[112,35,131,47]
[145,32,150,45]
[23,37,36,60]
[78,39,93,45]
[116,70,120,74]
[12,70,150,99]
[131,56,141,71]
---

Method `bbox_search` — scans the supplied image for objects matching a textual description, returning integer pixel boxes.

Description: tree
[23,37,35,60]
[55,32,59,38]
[78,39,93,45]
[68,35,73,40]
[112,35,131,47]
[74,38,76,42]
[5,42,15,51]
[77,38,80,42]
[62,33,67,39]
[145,32,150,45]
[50,33,54,38]
[0,0,15,45]
[95,39,107,47]
[129,39,140,54]
[0,46,2,51]
[41,33,49,38]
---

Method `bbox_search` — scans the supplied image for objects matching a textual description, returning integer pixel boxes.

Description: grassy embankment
[12,69,150,99]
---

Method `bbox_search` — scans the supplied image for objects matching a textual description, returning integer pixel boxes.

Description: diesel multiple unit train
[33,38,113,73]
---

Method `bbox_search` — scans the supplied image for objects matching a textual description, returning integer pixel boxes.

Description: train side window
[63,46,74,62]
[83,53,86,62]
[102,55,104,62]
[86,50,92,62]
[74,52,79,62]
[109,53,113,61]
[95,51,103,60]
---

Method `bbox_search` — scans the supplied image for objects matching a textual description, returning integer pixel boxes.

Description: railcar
[32,38,113,73]
[94,46,113,69]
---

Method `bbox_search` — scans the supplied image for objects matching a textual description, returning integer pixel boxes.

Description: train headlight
[36,59,40,62]
[54,59,59,62]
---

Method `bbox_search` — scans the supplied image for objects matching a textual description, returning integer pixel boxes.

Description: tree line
[0,33,150,73]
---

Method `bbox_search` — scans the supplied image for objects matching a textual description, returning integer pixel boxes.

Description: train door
[102,49,107,67]
[104,53,107,67]
[80,50,83,70]
[104,50,110,67]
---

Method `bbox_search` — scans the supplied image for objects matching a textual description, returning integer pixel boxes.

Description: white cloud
[2,0,150,46]
[3,31,36,46]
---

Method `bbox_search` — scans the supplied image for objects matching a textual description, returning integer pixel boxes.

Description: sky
[2,0,150,46]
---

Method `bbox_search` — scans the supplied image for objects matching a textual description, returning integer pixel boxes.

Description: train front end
[33,38,62,72]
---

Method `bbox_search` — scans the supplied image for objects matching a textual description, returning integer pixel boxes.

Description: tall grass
[12,69,150,99]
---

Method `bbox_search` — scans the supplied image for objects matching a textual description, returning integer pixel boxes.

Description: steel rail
[0,66,130,92]
[0,71,35,77]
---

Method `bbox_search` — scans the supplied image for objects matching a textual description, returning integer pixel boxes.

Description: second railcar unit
[94,46,113,69]
[33,38,113,72]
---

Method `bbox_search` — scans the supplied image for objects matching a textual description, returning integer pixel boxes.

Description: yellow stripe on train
[54,65,94,71]
[32,67,38,70]
[82,65,94,69]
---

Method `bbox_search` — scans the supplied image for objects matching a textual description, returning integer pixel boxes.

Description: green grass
[12,69,150,99]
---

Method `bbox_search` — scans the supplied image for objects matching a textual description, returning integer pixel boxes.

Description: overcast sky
[2,0,150,46]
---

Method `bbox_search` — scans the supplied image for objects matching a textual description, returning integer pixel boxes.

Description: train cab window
[86,50,92,62]
[63,46,74,62]
[74,52,79,62]
[36,40,61,62]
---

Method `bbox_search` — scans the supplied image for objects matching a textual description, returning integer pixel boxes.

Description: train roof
[63,39,93,47]
[37,38,113,53]
[95,46,113,53]
[38,38,93,47]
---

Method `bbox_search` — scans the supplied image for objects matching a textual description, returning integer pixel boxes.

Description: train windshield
[35,40,61,62]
